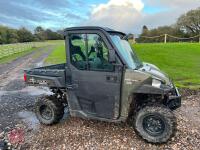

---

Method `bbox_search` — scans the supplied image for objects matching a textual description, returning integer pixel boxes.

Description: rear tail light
[24,73,27,82]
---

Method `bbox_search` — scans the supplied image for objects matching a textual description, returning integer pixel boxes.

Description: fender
[133,84,164,95]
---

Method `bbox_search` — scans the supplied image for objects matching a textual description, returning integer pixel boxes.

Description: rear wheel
[134,105,176,143]
[35,95,65,125]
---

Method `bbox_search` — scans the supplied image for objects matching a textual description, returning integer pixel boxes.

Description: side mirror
[109,49,116,63]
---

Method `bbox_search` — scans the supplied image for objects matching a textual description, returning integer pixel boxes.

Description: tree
[34,26,46,41]
[138,25,185,43]
[45,29,55,40]
[142,25,149,35]
[17,27,34,42]
[0,26,19,44]
[6,29,19,43]
[0,26,7,44]
[0,25,63,44]
[177,7,200,34]
[34,26,44,34]
[45,29,63,40]
[55,30,64,40]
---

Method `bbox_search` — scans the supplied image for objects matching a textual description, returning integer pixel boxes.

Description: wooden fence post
[164,34,167,43]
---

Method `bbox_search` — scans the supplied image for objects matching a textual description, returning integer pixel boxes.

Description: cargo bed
[24,63,66,88]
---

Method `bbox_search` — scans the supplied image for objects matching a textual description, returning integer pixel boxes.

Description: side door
[66,31,123,119]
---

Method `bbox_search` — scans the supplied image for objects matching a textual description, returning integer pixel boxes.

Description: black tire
[134,105,176,143]
[35,95,64,125]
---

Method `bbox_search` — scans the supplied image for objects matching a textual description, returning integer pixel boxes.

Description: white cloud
[92,0,144,14]
[84,0,144,33]
[83,0,200,34]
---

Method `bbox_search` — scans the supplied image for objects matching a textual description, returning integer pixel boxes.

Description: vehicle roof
[64,26,126,36]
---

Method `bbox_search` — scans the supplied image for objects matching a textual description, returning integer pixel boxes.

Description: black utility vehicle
[24,27,181,143]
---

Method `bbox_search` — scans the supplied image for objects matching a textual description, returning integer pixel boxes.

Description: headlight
[152,79,161,88]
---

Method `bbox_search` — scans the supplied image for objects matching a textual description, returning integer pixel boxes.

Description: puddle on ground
[35,61,44,68]
[0,91,6,97]
[0,91,8,102]
[18,110,70,130]
[0,86,53,96]
[18,111,39,130]
[21,86,53,96]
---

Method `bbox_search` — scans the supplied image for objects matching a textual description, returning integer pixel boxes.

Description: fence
[137,34,200,43]
[0,42,55,59]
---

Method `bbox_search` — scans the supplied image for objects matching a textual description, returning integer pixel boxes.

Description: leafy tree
[138,25,185,43]
[0,26,19,44]
[177,7,200,34]
[0,25,63,44]
[45,29,63,40]
[34,26,44,34]
[0,26,7,44]
[137,8,200,43]
[34,26,46,41]
[6,29,19,43]
[45,29,55,40]
[55,30,64,40]
[17,27,34,42]
[142,25,148,35]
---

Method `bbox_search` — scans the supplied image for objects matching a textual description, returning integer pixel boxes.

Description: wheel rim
[142,114,165,136]
[39,105,53,120]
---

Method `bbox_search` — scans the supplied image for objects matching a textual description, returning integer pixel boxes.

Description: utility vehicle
[24,26,181,143]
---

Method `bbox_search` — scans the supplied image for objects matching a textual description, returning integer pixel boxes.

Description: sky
[0,0,199,34]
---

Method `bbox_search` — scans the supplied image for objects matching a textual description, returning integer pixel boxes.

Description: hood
[139,62,171,85]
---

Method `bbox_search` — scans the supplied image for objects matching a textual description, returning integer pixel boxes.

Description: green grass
[44,43,66,65]
[46,40,64,44]
[0,40,63,64]
[45,42,200,89]
[0,48,35,64]
[133,43,200,89]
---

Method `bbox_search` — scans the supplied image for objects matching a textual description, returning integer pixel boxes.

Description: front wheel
[35,95,65,125]
[134,105,176,143]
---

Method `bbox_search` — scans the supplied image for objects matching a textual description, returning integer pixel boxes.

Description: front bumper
[165,87,181,110]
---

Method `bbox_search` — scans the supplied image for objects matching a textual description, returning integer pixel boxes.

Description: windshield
[110,35,142,69]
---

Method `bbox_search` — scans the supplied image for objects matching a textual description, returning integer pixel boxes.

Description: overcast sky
[0,0,199,33]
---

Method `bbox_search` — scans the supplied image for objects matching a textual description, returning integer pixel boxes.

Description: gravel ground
[26,93,200,150]
[0,46,54,149]
[0,47,200,149]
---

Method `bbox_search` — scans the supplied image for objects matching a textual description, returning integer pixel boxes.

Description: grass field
[0,48,36,64]
[0,41,61,64]
[133,43,200,89]
[45,43,66,65]
[45,42,200,89]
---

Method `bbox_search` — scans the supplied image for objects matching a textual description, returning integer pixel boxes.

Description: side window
[87,34,114,71]
[69,33,114,72]
[70,34,87,70]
